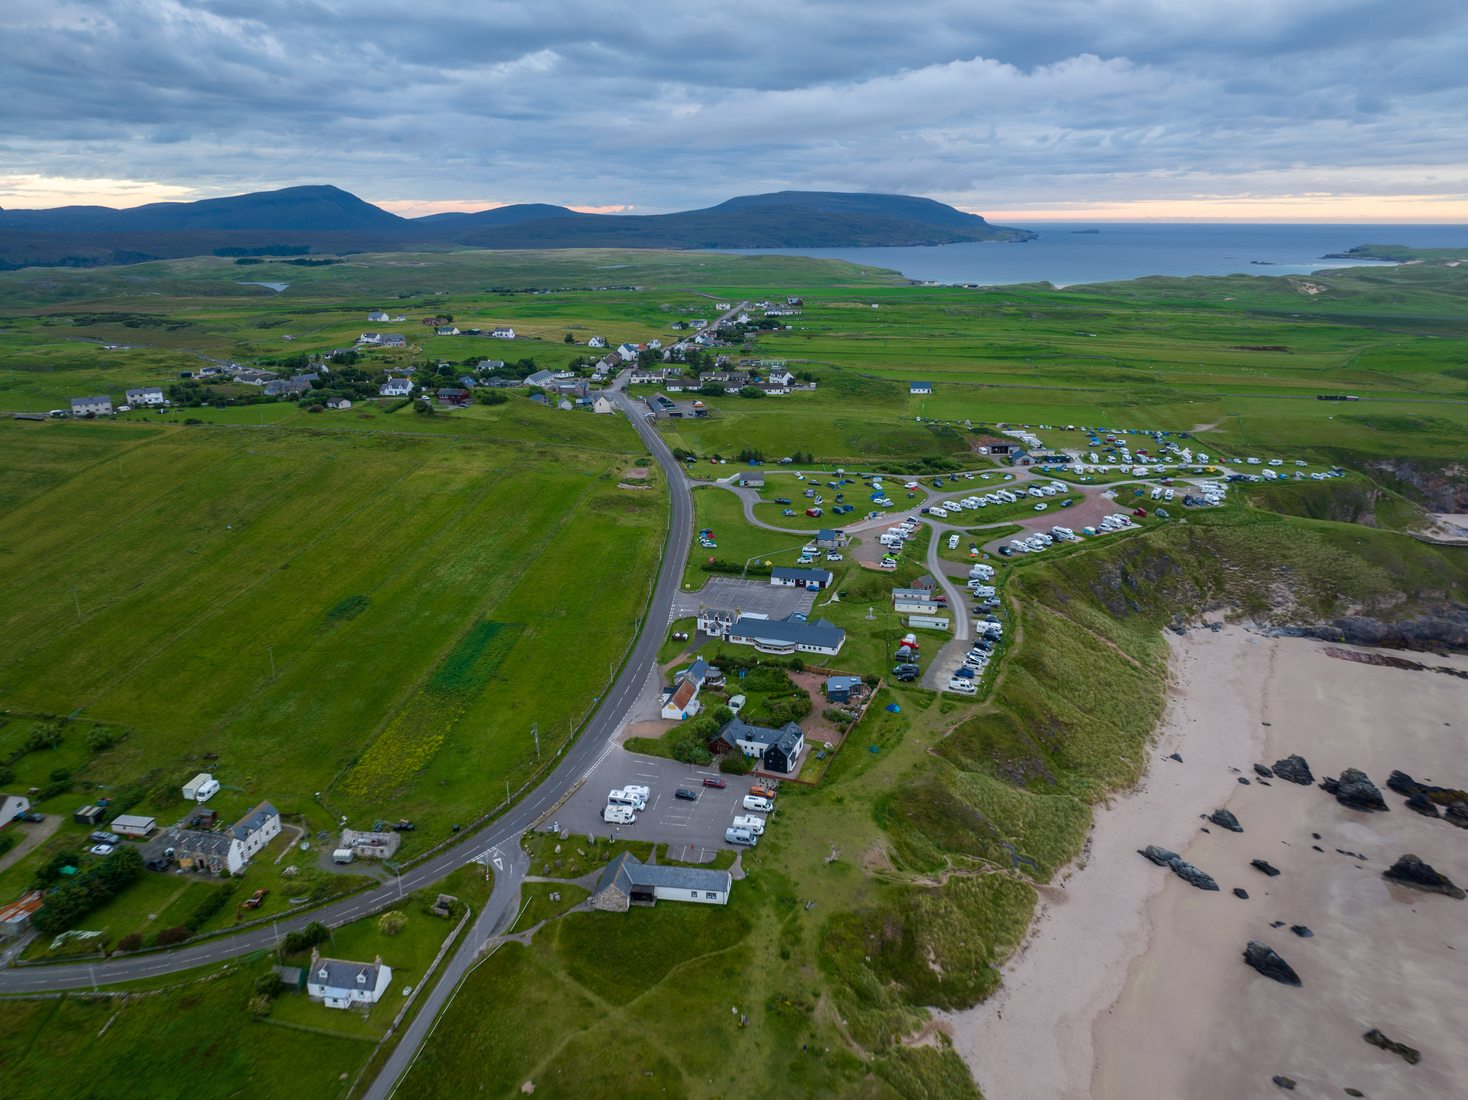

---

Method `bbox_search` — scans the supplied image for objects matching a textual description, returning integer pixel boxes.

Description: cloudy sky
[3,0,1467,220]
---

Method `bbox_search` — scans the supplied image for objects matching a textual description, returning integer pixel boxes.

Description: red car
[702,776,727,789]
[1134,508,1148,517]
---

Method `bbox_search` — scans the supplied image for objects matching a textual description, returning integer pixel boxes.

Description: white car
[946,678,977,694]
[826,552,843,562]
[1033,502,1047,511]
[89,843,116,856]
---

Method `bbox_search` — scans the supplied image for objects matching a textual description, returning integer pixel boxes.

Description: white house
[592,395,617,414]
[359,332,384,345]
[379,377,414,397]
[125,387,166,406]
[0,793,31,827]
[524,369,556,388]
[616,342,640,362]
[909,381,933,395]
[367,310,390,322]
[490,327,516,339]
[69,395,113,416]
[661,658,708,721]
[587,335,607,348]
[326,397,352,409]
[728,613,845,657]
[228,801,281,861]
[767,369,795,386]
[306,949,393,1009]
[769,567,833,590]
[435,325,460,336]
[590,853,731,912]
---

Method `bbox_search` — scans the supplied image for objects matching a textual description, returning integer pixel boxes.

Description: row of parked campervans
[726,783,778,846]
[603,785,653,824]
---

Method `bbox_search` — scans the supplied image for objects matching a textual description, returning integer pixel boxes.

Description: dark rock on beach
[1405,791,1442,817]
[1290,924,1313,938]
[1234,887,1250,899]
[1321,768,1389,812]
[1272,755,1315,785]
[1139,845,1179,866]
[1238,777,1250,785]
[1382,854,1465,899]
[1447,801,1468,829]
[1255,763,1275,779]
[1363,1027,1421,1065]
[1252,859,1282,877]
[1243,941,1302,986]
[1208,808,1244,832]
[1169,857,1219,891]
[1168,752,1183,762]
[1271,1076,1296,1090]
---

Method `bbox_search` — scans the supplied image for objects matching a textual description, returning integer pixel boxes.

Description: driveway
[0,815,61,876]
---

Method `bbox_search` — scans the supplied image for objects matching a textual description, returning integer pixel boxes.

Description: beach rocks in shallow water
[1272,755,1315,785]
[1208,808,1244,832]
[1234,887,1250,899]
[1405,791,1442,818]
[1387,770,1420,796]
[1321,768,1389,812]
[1382,854,1465,899]
[1243,941,1302,986]
[1252,859,1282,877]
[1139,845,1179,866]
[1271,1076,1296,1090]
[1290,924,1313,938]
[1255,763,1275,779]
[1363,1027,1421,1065]
[1169,857,1219,891]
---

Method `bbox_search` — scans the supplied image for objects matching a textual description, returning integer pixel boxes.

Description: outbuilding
[111,813,157,838]
[909,382,933,395]
[824,675,864,704]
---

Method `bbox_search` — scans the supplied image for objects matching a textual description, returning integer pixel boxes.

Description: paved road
[0,368,696,996]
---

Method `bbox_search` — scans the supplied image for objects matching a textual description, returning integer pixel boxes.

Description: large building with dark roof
[728,613,844,657]
[590,853,732,912]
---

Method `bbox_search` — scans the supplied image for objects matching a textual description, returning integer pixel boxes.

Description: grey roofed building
[716,717,806,774]
[728,613,844,656]
[590,852,732,912]
[524,369,556,387]
[824,675,864,702]
[228,801,279,842]
[769,566,833,589]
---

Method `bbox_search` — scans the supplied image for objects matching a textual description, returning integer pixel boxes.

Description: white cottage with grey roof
[590,853,731,912]
[69,395,113,416]
[306,949,393,1008]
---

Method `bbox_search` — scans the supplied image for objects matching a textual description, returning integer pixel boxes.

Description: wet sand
[950,626,1468,1100]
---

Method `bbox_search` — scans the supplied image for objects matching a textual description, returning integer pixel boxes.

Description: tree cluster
[32,846,144,936]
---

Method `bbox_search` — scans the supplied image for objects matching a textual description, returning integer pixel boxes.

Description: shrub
[155,926,191,947]
[185,883,236,930]
[0,833,16,859]
[23,722,63,753]
[0,766,12,785]
[49,767,71,783]
[280,920,330,957]
[116,933,144,953]
[32,847,144,936]
[87,729,118,753]
[255,972,283,997]
[477,389,508,405]
[248,994,273,1018]
[36,779,73,801]
[377,911,407,936]
[719,752,753,775]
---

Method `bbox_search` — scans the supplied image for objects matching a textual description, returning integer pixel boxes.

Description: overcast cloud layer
[3,0,1467,218]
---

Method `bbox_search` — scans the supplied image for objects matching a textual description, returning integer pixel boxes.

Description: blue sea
[722,223,1468,287]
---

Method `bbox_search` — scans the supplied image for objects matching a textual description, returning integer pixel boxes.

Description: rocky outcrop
[1252,859,1282,877]
[1254,763,1275,779]
[1382,854,1465,899]
[1208,808,1244,832]
[1405,791,1442,817]
[1270,608,1468,650]
[1272,755,1315,785]
[1169,857,1219,891]
[1447,802,1468,829]
[1388,770,1468,817]
[1243,941,1301,986]
[1363,1027,1421,1065]
[1233,887,1250,899]
[1139,845,1179,866]
[1321,768,1389,812]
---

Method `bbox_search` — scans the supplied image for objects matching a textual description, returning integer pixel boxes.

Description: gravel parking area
[553,748,775,854]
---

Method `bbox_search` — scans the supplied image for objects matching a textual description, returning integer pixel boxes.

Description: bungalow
[359,332,384,344]
[490,327,516,339]
[753,381,789,396]
[228,801,281,861]
[587,335,607,348]
[825,675,864,704]
[736,471,764,488]
[379,377,414,397]
[661,658,708,721]
[69,395,113,417]
[716,717,806,774]
[435,325,461,336]
[815,528,844,550]
[770,566,833,590]
[263,374,318,397]
[125,386,166,406]
[142,827,245,875]
[892,588,943,614]
[590,853,731,912]
[367,310,390,322]
[728,613,845,657]
[379,334,407,348]
[696,606,737,638]
[909,382,933,395]
[628,367,670,385]
[231,369,277,387]
[524,369,556,388]
[592,395,617,414]
[340,828,401,859]
[326,397,352,409]
[478,359,506,372]
[436,387,472,406]
[306,948,393,1009]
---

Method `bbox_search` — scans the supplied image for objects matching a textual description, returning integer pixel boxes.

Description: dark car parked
[675,788,699,801]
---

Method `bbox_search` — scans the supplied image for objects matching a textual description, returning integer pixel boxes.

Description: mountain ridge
[0,185,1034,270]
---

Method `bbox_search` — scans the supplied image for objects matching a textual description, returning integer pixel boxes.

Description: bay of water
[721,222,1468,287]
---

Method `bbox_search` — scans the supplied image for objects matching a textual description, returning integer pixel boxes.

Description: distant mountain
[0,186,1033,270]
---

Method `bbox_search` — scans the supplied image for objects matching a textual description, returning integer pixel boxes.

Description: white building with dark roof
[306,949,393,1009]
[69,395,113,416]
[125,387,166,406]
[590,853,731,912]
[728,613,844,657]
[228,801,281,861]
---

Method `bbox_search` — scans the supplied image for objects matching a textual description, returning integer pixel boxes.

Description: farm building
[73,804,106,826]
[111,814,157,837]
[307,949,393,1009]
[909,382,932,395]
[714,717,806,774]
[142,827,245,875]
[728,614,845,657]
[590,853,731,912]
[341,828,401,860]
[736,470,764,488]
[769,567,833,590]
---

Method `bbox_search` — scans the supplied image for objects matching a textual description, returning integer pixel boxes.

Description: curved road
[0,379,694,996]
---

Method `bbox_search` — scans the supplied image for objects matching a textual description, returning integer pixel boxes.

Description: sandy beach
[950,626,1468,1100]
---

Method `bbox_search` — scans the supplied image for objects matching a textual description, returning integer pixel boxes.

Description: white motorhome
[603,805,636,825]
[743,795,774,812]
[731,814,766,835]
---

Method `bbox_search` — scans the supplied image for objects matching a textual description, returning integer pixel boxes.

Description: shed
[909,382,933,395]
[74,804,106,826]
[824,675,864,704]
[111,813,157,837]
